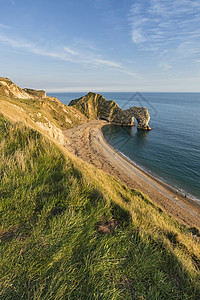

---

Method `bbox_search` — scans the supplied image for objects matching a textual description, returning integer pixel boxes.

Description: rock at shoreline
[69,92,151,130]
[0,78,151,130]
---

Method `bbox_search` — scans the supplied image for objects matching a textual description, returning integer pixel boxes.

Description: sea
[48,92,200,201]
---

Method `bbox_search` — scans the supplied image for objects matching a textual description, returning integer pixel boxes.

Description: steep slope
[0,77,33,99]
[0,114,200,299]
[23,88,47,99]
[0,77,46,99]
[69,92,151,130]
[0,78,88,144]
[1,79,200,298]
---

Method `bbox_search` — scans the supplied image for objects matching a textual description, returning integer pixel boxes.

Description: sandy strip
[63,120,200,228]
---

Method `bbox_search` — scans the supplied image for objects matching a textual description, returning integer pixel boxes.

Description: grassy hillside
[0,114,200,299]
[0,94,87,128]
[0,77,88,144]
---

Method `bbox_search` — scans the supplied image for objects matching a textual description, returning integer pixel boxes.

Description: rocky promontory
[0,77,47,100]
[69,92,151,130]
[23,88,47,99]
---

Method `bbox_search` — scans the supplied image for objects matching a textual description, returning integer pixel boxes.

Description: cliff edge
[0,77,88,144]
[69,92,151,130]
[0,77,47,100]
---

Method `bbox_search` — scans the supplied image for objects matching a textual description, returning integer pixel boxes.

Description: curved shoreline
[101,129,200,211]
[64,120,200,228]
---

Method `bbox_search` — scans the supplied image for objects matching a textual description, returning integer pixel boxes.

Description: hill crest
[0,77,47,100]
[0,77,88,144]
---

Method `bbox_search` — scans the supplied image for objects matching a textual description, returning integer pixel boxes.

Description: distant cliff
[23,88,47,99]
[69,92,151,130]
[0,77,47,100]
[0,77,88,144]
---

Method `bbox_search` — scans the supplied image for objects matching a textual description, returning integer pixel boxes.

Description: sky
[0,0,200,92]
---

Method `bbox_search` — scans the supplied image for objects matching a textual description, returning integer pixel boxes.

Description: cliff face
[0,77,88,144]
[0,77,32,99]
[23,88,47,99]
[0,77,47,100]
[69,92,151,130]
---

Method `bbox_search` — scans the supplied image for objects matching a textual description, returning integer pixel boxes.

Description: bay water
[48,92,200,201]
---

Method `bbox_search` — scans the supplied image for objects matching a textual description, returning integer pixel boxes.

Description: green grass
[0,93,87,134]
[0,114,200,299]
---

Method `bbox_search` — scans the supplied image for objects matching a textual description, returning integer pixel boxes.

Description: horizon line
[46,90,200,94]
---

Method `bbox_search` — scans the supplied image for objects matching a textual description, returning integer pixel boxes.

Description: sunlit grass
[0,114,200,299]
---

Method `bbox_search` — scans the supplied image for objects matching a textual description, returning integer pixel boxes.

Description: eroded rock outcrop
[69,92,151,130]
[125,107,151,130]
[0,77,32,99]
[0,77,47,100]
[0,77,88,144]
[23,88,47,99]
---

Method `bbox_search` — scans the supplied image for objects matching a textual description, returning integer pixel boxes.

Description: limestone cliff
[69,92,151,130]
[0,77,88,144]
[0,77,47,100]
[0,77,32,99]
[23,88,47,99]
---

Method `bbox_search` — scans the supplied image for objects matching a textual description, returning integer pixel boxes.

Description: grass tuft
[0,114,200,299]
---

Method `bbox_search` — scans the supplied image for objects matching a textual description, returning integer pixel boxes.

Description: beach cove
[51,91,200,202]
[63,120,200,228]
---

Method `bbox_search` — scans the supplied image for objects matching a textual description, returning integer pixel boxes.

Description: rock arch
[69,92,151,130]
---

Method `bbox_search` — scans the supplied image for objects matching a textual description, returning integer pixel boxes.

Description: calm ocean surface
[48,92,200,201]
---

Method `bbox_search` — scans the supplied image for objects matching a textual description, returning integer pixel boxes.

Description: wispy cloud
[159,62,172,71]
[129,0,200,59]
[0,33,139,78]
[0,34,36,50]
[0,24,10,29]
[131,29,146,44]
[64,47,79,56]
[94,59,121,67]
[63,46,121,67]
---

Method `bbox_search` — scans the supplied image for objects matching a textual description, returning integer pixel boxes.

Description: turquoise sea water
[48,92,200,201]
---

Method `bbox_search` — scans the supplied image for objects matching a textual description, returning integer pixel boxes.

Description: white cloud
[0,34,139,78]
[159,62,172,71]
[63,45,122,68]
[0,24,10,29]
[129,0,200,69]
[94,58,121,67]
[0,34,35,50]
[63,47,121,67]
[129,0,200,49]
[64,47,79,56]
[131,29,146,44]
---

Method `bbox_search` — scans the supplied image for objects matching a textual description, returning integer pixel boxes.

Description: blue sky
[0,0,200,92]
